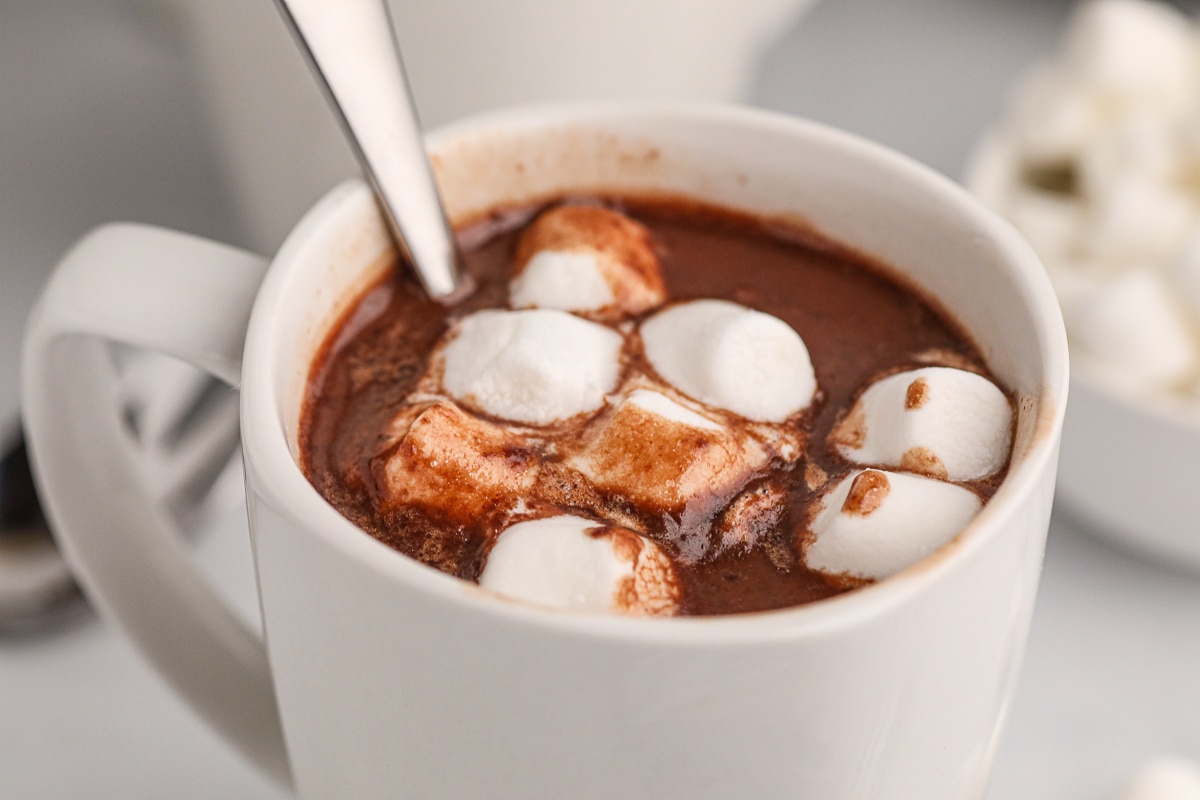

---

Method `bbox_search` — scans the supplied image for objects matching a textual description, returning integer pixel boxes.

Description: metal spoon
[273,0,466,300]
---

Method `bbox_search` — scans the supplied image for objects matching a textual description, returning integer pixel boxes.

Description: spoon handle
[274,0,464,299]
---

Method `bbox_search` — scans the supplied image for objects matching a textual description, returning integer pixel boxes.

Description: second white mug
[163,0,814,252]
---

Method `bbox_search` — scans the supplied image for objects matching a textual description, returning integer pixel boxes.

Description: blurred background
[2,0,1199,798]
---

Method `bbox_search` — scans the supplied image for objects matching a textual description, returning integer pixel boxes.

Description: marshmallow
[1168,229,1200,324]
[965,136,1019,211]
[1061,0,1194,108]
[440,309,623,425]
[1176,106,1200,176]
[617,387,722,430]
[1069,269,1199,388]
[1078,114,1180,203]
[377,400,538,522]
[478,515,680,615]
[803,469,983,580]
[570,388,770,518]
[512,251,615,313]
[1005,65,1106,164]
[640,299,816,422]
[1006,187,1086,262]
[1044,258,1117,329]
[980,0,1200,403]
[1081,178,1195,265]
[510,204,666,317]
[831,367,1013,482]
[1117,756,1200,800]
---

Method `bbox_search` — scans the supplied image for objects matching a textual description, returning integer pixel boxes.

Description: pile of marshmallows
[975,0,1200,401]
[381,204,1012,615]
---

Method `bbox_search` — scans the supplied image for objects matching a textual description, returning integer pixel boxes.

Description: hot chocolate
[300,196,1013,616]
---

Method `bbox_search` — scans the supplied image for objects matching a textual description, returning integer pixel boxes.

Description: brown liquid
[300,198,1007,615]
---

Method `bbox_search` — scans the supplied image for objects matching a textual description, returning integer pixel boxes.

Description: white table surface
[3,1,1198,798]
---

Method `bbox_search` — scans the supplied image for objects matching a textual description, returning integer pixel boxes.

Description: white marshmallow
[1004,65,1106,164]
[1168,229,1200,324]
[982,0,1200,401]
[1175,106,1200,177]
[1006,187,1086,262]
[440,309,623,425]
[640,299,816,422]
[1069,270,1199,388]
[478,515,680,615]
[510,250,615,313]
[832,367,1013,482]
[804,469,983,581]
[1045,257,1117,329]
[1061,0,1195,108]
[1118,756,1200,800]
[1082,179,1195,264]
[964,135,1019,212]
[510,204,666,318]
[1078,114,1180,203]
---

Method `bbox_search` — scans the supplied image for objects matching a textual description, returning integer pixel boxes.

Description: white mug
[22,105,1068,799]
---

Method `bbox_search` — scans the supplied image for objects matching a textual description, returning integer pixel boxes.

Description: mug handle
[20,224,292,788]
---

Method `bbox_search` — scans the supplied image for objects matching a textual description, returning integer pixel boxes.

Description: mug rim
[240,102,1069,643]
